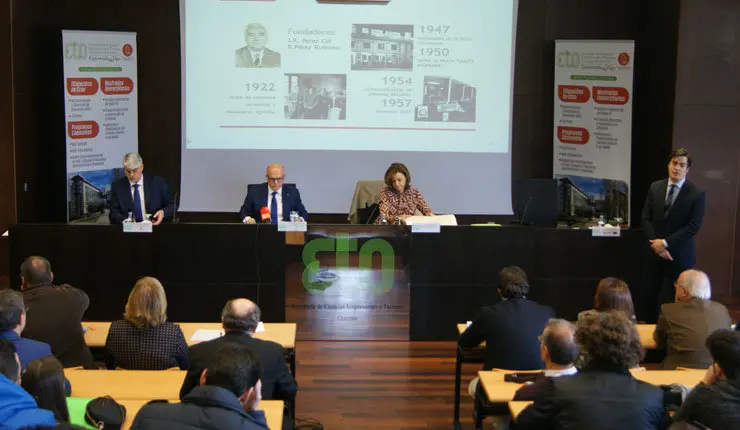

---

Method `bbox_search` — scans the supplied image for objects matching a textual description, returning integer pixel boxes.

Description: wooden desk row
[66,370,283,429]
[456,323,658,350]
[83,321,297,349]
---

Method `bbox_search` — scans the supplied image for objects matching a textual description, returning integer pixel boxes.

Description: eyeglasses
[267,176,284,182]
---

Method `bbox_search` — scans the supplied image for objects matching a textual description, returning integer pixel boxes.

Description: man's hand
[658,249,673,261]
[152,210,165,226]
[649,239,667,254]
[244,217,256,225]
[702,364,718,385]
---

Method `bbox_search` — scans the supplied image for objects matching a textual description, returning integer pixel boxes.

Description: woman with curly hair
[514,311,668,430]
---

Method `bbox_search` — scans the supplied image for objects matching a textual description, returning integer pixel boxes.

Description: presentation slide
[180,0,518,214]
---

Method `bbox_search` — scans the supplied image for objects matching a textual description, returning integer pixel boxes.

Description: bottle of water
[125,211,133,223]
[290,211,298,222]
[380,213,387,225]
[598,214,605,227]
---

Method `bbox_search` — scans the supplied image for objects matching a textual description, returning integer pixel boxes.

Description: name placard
[591,226,620,237]
[122,222,153,234]
[278,221,308,232]
[411,223,441,234]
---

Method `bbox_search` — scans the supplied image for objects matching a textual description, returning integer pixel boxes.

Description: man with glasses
[109,153,174,225]
[239,164,308,224]
[235,23,281,68]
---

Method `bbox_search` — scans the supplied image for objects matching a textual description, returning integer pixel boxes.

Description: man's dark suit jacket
[21,283,94,368]
[238,183,308,222]
[234,47,281,68]
[179,331,297,401]
[459,298,555,370]
[0,330,52,369]
[642,179,706,272]
[109,175,174,224]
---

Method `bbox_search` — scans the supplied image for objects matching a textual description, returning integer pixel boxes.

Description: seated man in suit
[133,343,268,430]
[0,289,52,369]
[20,256,94,368]
[653,269,732,369]
[235,23,281,68]
[460,266,555,395]
[109,153,174,225]
[513,319,579,401]
[180,298,297,403]
[239,164,308,224]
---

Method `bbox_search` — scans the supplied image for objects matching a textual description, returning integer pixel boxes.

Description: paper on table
[1,231,7,237]
[405,214,457,226]
[190,322,264,341]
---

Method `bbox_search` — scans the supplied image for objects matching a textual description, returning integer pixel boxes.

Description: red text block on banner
[592,86,629,105]
[67,121,99,139]
[66,78,99,96]
[558,85,590,103]
[557,126,590,145]
[100,77,134,95]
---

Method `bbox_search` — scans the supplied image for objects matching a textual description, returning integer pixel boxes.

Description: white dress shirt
[543,366,578,378]
[665,177,686,201]
[129,176,146,219]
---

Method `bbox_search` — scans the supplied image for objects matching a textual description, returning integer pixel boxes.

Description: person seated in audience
[460,266,555,397]
[578,277,636,323]
[653,269,732,369]
[131,342,268,430]
[104,277,189,370]
[180,299,297,402]
[513,319,579,401]
[19,256,94,368]
[0,289,52,369]
[514,311,668,430]
[0,340,57,429]
[671,329,740,429]
[21,356,69,423]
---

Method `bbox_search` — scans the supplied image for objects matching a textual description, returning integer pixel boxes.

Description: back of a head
[543,319,579,366]
[204,343,260,397]
[124,277,168,329]
[498,266,530,299]
[0,339,19,383]
[706,329,740,380]
[576,311,643,370]
[594,277,635,320]
[221,299,260,332]
[679,270,712,300]
[20,256,52,287]
[21,356,69,422]
[0,289,24,332]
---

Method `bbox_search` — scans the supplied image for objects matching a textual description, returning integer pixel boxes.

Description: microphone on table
[260,206,271,223]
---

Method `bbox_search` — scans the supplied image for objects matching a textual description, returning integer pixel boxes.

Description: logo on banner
[618,52,630,66]
[302,233,395,296]
[556,49,580,68]
[122,44,134,57]
[64,41,87,60]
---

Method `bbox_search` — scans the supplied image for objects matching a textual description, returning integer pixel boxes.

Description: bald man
[180,299,297,402]
[238,164,308,224]
[653,269,732,369]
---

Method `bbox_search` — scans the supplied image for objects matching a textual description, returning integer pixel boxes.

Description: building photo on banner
[553,40,634,227]
[63,30,138,223]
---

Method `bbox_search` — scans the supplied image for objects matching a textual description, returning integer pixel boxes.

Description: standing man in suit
[235,23,281,68]
[180,299,297,402]
[109,153,174,225]
[239,164,308,224]
[641,148,706,322]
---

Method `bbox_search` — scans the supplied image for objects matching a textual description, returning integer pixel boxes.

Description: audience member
[0,289,53,369]
[104,277,189,370]
[671,329,740,429]
[21,356,69,423]
[460,266,555,397]
[19,256,94,368]
[0,340,56,429]
[131,342,268,430]
[513,319,579,401]
[578,277,636,323]
[653,269,732,369]
[514,311,667,430]
[180,299,296,401]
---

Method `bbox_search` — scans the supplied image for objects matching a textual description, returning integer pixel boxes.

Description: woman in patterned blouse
[104,277,189,370]
[375,162,434,224]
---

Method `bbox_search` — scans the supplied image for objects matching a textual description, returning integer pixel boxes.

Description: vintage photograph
[284,74,347,120]
[415,76,477,123]
[235,23,281,68]
[351,24,413,71]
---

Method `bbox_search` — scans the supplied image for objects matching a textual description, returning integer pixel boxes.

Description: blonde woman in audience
[104,277,189,370]
[21,356,69,423]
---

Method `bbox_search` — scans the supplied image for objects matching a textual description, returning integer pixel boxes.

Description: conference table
[452,322,658,429]
[82,321,298,376]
